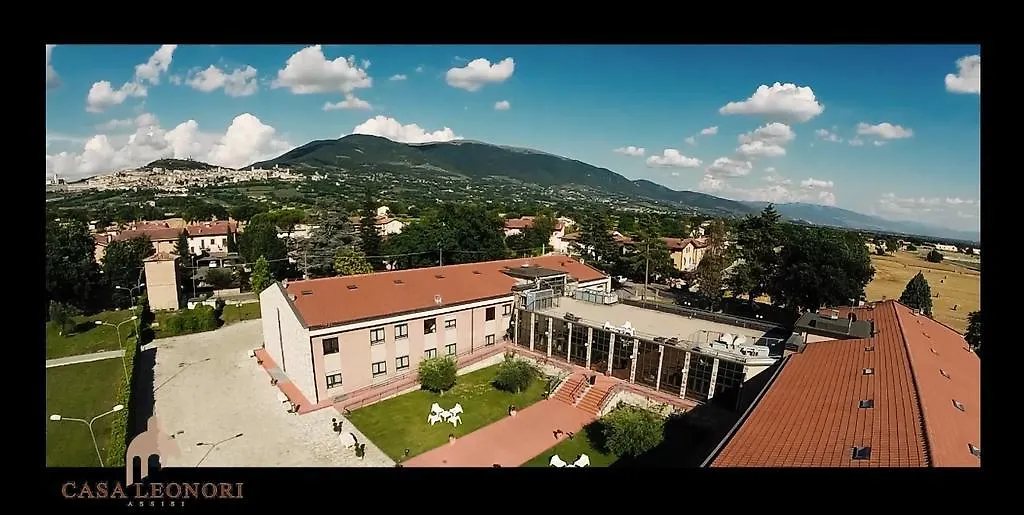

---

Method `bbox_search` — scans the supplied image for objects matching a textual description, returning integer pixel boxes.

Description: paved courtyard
[149,320,393,467]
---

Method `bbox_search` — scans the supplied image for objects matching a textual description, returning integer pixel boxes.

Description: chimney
[434,294,443,305]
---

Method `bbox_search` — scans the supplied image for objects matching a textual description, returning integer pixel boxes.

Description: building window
[396,355,410,371]
[322,337,339,355]
[424,319,437,334]
[326,373,342,389]
[445,318,457,329]
[425,348,437,359]
[503,303,513,316]
[371,361,387,377]
[446,343,457,356]
[485,334,496,346]
[395,323,409,339]
[370,328,385,345]
[486,307,496,321]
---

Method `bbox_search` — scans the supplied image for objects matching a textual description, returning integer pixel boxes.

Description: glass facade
[550,317,570,364]
[570,324,588,366]
[610,336,634,381]
[686,354,716,402]
[590,329,611,373]
[659,346,687,395]
[634,340,660,390]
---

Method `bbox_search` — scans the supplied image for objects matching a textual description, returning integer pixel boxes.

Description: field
[865,251,980,333]
[346,365,548,461]
[45,359,124,466]
[46,310,138,360]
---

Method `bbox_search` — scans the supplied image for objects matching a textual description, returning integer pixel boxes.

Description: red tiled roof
[112,227,182,242]
[661,237,709,251]
[285,255,606,329]
[710,300,980,467]
[186,221,237,236]
[93,234,111,246]
[144,251,179,262]
[504,218,534,230]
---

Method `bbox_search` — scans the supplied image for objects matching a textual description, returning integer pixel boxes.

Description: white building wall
[259,283,315,403]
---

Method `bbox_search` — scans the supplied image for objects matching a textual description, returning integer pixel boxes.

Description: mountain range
[206,134,978,242]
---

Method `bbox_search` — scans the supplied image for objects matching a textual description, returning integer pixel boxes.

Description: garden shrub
[602,404,665,458]
[163,305,219,336]
[107,333,137,466]
[418,356,457,393]
[493,353,539,393]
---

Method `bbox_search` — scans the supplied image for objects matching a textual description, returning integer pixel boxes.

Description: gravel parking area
[148,320,393,467]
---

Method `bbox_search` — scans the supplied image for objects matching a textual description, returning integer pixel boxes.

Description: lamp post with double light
[49,404,124,466]
[195,433,244,467]
[96,316,137,379]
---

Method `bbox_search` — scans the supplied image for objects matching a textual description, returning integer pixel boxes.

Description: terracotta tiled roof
[112,227,182,242]
[93,234,111,246]
[285,255,606,329]
[709,300,980,468]
[504,216,565,232]
[186,221,237,236]
[561,232,581,241]
[660,237,709,251]
[144,251,179,262]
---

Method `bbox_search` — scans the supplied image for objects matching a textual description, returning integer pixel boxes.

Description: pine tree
[965,311,982,353]
[250,256,272,294]
[899,271,933,316]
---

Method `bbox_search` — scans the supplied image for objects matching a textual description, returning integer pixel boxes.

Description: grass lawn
[522,421,619,467]
[46,359,124,467]
[151,302,261,339]
[347,365,548,461]
[46,310,139,360]
[866,251,980,333]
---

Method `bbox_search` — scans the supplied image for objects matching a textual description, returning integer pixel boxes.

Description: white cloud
[764,174,791,185]
[800,178,834,189]
[95,112,159,132]
[415,65,424,73]
[945,55,980,94]
[272,45,372,94]
[45,113,294,178]
[169,74,183,85]
[705,157,753,178]
[877,192,980,226]
[84,45,177,112]
[815,128,842,143]
[494,100,511,111]
[719,82,824,123]
[736,122,795,158]
[848,138,865,147]
[134,45,177,86]
[873,140,886,147]
[817,191,837,205]
[351,116,460,144]
[646,149,702,168]
[684,136,697,145]
[323,94,373,111]
[700,126,719,136]
[856,122,913,140]
[185,65,259,97]
[389,74,407,81]
[361,59,371,69]
[614,146,646,157]
[764,167,776,173]
[45,44,60,89]
[445,57,515,92]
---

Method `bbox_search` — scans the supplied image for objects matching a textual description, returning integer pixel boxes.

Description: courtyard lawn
[347,365,548,461]
[220,302,261,324]
[522,421,618,467]
[46,310,139,360]
[45,359,124,467]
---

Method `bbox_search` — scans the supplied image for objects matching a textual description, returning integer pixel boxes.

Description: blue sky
[44,44,981,231]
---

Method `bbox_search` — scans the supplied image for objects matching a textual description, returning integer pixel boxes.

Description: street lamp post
[96,316,137,379]
[195,433,244,467]
[49,404,124,466]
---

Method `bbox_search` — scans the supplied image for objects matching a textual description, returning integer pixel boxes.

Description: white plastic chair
[450,403,464,416]
[438,409,452,420]
[549,455,568,467]
[448,414,462,427]
[572,454,591,467]
[340,432,357,449]
[427,413,442,425]
[733,335,747,345]
[430,403,443,415]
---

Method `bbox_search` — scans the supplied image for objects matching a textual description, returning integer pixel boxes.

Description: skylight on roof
[346,284,358,290]
[864,346,875,352]
[301,290,313,296]
[393,279,404,284]
[940,369,951,379]
[851,446,872,460]
[863,368,874,375]
[435,274,445,279]
[968,444,981,458]
[953,399,965,412]
[472,270,481,274]
[859,400,874,409]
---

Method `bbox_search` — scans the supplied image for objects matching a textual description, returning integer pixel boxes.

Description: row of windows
[326,334,495,388]
[322,304,514,354]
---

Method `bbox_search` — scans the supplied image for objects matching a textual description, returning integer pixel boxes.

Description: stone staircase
[577,378,615,417]
[552,373,616,417]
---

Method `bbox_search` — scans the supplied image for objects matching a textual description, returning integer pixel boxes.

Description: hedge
[107,296,150,466]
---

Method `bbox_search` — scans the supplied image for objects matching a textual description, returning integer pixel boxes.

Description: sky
[44,44,981,232]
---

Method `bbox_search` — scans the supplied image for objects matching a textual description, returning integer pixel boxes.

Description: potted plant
[355,443,366,460]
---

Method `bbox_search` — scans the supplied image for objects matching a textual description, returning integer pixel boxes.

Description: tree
[229,203,266,222]
[616,213,637,234]
[507,215,556,255]
[625,233,674,282]
[965,311,982,353]
[602,405,665,458]
[906,244,918,251]
[334,248,373,276]
[418,356,457,393]
[45,218,103,312]
[249,256,272,293]
[174,230,190,258]
[768,227,876,313]
[493,354,539,393]
[204,267,236,289]
[237,214,289,278]
[899,271,933,316]
[359,196,384,269]
[926,249,944,263]
[693,220,730,309]
[102,236,154,309]
[576,213,621,273]
[48,301,77,336]
[304,210,361,278]
[384,203,507,269]
[226,230,238,253]
[728,206,783,307]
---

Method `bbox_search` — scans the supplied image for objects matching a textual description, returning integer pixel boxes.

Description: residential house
[503,216,577,253]
[349,216,406,237]
[662,237,709,273]
[143,251,182,311]
[278,223,318,240]
[186,220,239,256]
